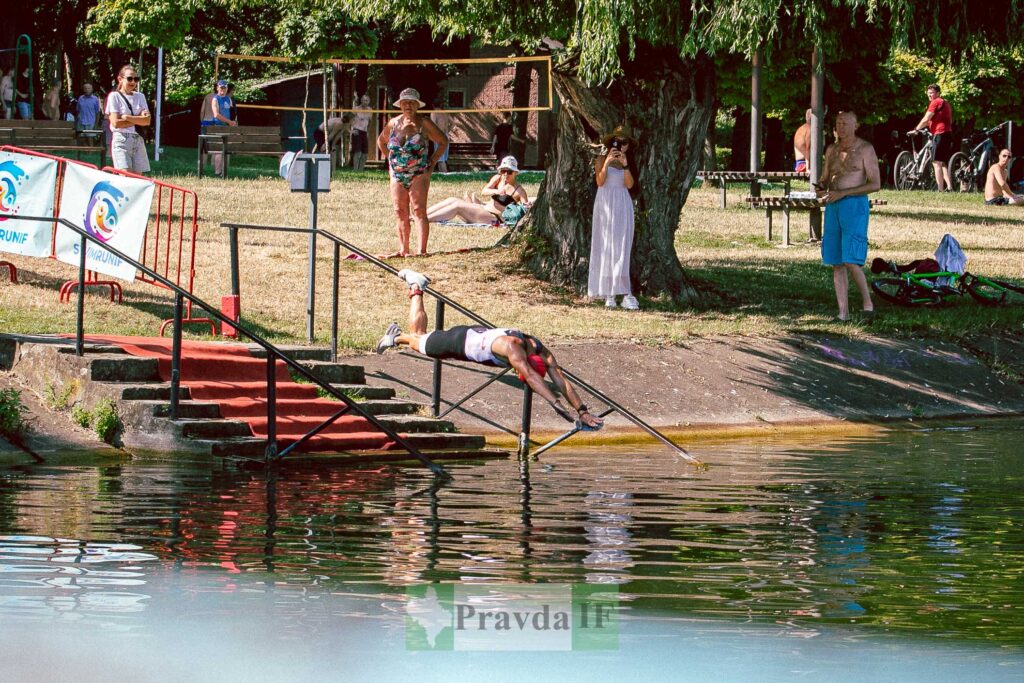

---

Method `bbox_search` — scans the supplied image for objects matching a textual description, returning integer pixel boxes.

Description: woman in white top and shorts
[106,65,151,173]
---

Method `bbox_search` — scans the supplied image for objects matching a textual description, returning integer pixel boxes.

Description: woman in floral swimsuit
[377,88,448,256]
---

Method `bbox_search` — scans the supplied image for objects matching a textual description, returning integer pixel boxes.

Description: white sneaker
[605,296,617,308]
[397,269,430,291]
[375,322,401,354]
[621,294,640,310]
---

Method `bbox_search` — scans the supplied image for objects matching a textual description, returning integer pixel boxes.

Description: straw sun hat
[393,88,426,108]
[600,125,634,147]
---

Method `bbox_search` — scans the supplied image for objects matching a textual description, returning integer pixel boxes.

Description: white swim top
[464,327,511,365]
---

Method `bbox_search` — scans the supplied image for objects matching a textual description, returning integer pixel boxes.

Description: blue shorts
[822,195,869,266]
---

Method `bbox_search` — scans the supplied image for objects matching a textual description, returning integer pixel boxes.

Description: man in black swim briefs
[376,269,604,430]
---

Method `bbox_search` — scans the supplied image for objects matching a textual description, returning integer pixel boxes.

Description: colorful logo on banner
[83,181,126,243]
[54,164,155,282]
[0,152,59,257]
[0,160,28,220]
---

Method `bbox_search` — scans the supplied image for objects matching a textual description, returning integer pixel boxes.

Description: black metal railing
[1,213,447,476]
[220,222,701,465]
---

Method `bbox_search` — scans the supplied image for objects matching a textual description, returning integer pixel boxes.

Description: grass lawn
[1,145,1022,352]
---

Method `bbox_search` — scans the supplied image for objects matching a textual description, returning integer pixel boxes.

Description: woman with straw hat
[588,125,639,310]
[376,87,449,256]
[426,155,529,224]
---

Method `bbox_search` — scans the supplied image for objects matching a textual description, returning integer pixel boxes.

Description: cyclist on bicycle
[909,83,954,192]
[984,149,1023,205]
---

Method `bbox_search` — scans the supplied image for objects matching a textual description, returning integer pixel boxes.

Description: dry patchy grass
[1,152,1022,350]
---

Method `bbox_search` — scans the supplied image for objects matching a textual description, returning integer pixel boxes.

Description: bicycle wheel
[870,278,943,307]
[965,276,1024,306]
[948,152,973,192]
[894,151,915,190]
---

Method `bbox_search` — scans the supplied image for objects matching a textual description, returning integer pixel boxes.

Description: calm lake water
[1,420,1023,681]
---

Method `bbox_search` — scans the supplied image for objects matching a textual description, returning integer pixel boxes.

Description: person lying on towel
[375,269,603,430]
[425,156,529,225]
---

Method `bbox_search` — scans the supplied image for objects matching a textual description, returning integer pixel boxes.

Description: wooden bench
[697,171,810,208]
[446,141,497,171]
[0,119,106,166]
[198,125,304,178]
[745,196,889,246]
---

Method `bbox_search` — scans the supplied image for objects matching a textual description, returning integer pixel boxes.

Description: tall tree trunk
[510,58,533,163]
[515,47,714,305]
[729,107,750,171]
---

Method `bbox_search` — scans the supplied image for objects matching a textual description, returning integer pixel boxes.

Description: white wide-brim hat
[498,156,520,172]
[393,88,426,108]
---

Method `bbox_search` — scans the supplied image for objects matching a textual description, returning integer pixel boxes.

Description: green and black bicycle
[870,258,1024,307]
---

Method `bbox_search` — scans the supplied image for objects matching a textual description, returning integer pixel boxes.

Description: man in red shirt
[909,83,954,192]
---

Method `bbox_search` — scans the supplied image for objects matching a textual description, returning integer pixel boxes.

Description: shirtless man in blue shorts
[375,269,604,430]
[816,110,881,322]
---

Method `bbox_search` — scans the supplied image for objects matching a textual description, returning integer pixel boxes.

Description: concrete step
[248,345,333,362]
[118,383,191,401]
[373,414,457,433]
[178,418,254,439]
[87,354,162,382]
[319,398,423,416]
[296,360,365,385]
[145,401,222,419]
[328,383,395,401]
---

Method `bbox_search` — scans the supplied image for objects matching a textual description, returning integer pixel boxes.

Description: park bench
[0,119,106,166]
[446,141,496,171]
[697,170,810,208]
[198,125,304,178]
[745,196,889,246]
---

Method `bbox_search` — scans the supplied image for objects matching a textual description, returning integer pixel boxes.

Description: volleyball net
[214,54,553,116]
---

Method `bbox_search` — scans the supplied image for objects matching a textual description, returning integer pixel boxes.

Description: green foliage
[86,0,197,50]
[72,404,92,429]
[0,389,29,440]
[275,3,377,62]
[92,400,121,445]
[43,382,77,411]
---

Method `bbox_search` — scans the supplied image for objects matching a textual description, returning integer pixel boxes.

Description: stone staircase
[2,336,500,463]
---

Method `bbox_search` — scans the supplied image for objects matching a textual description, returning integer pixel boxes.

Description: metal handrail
[1,213,446,476]
[220,222,700,465]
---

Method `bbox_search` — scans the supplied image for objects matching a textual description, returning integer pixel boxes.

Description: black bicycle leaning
[948,122,1008,193]
[893,130,937,191]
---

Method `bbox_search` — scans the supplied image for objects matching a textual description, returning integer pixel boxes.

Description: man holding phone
[106,65,151,173]
[816,110,881,322]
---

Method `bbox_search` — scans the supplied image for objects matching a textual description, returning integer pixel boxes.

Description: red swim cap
[516,354,548,382]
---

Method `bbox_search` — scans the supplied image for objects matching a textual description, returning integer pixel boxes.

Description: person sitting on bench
[375,269,603,430]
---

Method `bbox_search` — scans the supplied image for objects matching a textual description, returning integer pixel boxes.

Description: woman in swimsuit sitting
[377,88,448,256]
[426,156,529,224]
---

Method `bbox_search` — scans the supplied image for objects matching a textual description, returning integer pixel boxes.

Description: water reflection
[0,422,1021,650]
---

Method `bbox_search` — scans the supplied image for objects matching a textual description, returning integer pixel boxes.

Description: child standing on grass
[588,125,639,309]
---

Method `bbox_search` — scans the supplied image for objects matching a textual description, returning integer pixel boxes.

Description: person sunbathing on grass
[376,269,603,430]
[425,156,529,225]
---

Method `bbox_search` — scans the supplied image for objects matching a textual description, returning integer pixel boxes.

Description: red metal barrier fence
[1,146,214,335]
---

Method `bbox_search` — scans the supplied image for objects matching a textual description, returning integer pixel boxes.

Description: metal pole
[170,293,183,419]
[750,48,763,198]
[266,352,278,461]
[306,159,318,344]
[228,226,240,298]
[331,242,340,361]
[809,48,825,240]
[431,299,445,417]
[517,386,533,458]
[155,47,164,162]
[76,234,86,356]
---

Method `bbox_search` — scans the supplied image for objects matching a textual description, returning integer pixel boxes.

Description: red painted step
[85,336,403,451]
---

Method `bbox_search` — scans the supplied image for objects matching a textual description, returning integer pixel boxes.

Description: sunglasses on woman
[124,76,140,82]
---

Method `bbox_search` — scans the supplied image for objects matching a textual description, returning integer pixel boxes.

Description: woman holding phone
[588,125,638,309]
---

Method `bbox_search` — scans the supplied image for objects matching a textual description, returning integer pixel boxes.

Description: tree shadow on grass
[879,209,1023,228]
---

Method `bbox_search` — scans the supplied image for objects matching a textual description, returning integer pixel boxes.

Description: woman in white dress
[588,125,638,309]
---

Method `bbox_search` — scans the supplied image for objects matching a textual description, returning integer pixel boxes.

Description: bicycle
[893,130,937,191]
[949,122,1007,193]
[869,259,1024,307]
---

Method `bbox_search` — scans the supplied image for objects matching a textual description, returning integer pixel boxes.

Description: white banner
[54,164,155,282]
[0,151,59,257]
